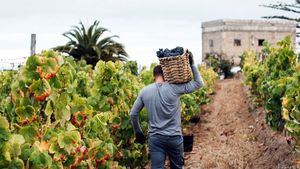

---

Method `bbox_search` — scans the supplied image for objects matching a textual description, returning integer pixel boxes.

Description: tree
[262,0,300,36]
[54,20,128,67]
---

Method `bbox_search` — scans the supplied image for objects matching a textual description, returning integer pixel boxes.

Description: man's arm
[130,93,145,138]
[171,61,205,95]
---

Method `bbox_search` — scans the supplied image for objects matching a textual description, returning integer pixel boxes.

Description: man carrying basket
[130,48,204,169]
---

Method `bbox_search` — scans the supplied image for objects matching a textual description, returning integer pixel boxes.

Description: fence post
[30,34,36,56]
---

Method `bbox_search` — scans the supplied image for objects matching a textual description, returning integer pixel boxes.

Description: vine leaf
[15,105,36,122]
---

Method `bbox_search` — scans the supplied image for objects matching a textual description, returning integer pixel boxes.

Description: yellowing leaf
[0,115,9,129]
[15,105,36,121]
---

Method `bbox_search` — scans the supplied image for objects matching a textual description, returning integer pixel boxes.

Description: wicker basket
[159,50,192,84]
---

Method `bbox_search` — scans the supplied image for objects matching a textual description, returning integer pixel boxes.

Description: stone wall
[202,19,297,65]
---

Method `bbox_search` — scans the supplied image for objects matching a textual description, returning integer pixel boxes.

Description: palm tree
[54,20,128,67]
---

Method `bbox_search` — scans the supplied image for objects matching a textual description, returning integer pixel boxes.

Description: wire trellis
[0,57,27,70]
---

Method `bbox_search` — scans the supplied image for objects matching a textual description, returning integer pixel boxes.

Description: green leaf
[54,105,70,124]
[45,101,53,116]
[0,115,9,129]
[15,105,36,121]
[66,123,76,131]
[8,158,24,169]
[19,126,38,144]
[29,150,52,169]
[49,142,67,163]
[2,142,11,162]
[26,55,40,70]
[29,79,51,101]
[9,134,25,146]
[9,134,25,158]
[20,143,33,161]
[57,131,81,153]
[58,92,70,107]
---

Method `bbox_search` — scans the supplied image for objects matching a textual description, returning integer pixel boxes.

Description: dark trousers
[149,134,184,169]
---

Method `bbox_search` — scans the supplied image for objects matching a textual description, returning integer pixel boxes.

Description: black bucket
[183,134,194,152]
[189,115,200,124]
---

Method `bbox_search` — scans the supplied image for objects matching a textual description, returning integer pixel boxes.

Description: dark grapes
[156,46,184,58]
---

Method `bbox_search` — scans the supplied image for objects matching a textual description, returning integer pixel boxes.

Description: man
[130,52,204,169]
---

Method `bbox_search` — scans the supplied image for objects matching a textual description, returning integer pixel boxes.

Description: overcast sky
[0,0,295,69]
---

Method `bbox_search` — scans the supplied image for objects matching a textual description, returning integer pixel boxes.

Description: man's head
[153,65,164,82]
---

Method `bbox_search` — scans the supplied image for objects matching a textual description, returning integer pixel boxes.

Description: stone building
[202,19,297,65]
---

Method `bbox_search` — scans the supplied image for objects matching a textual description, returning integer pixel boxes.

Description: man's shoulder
[141,83,156,93]
[141,82,174,93]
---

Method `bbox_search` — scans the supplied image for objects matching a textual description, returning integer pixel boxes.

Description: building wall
[222,31,296,64]
[202,19,297,65]
[202,31,223,59]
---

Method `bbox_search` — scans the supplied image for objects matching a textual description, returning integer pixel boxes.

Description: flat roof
[202,19,296,27]
[202,19,297,33]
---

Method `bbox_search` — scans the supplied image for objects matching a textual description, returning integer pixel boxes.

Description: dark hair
[153,65,164,77]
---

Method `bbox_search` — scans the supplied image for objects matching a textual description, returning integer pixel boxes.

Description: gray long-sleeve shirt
[130,64,204,136]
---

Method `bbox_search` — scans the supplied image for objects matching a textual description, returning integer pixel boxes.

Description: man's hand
[135,132,146,144]
[187,50,194,66]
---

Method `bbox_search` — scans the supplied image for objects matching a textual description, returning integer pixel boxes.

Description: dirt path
[185,76,299,169]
